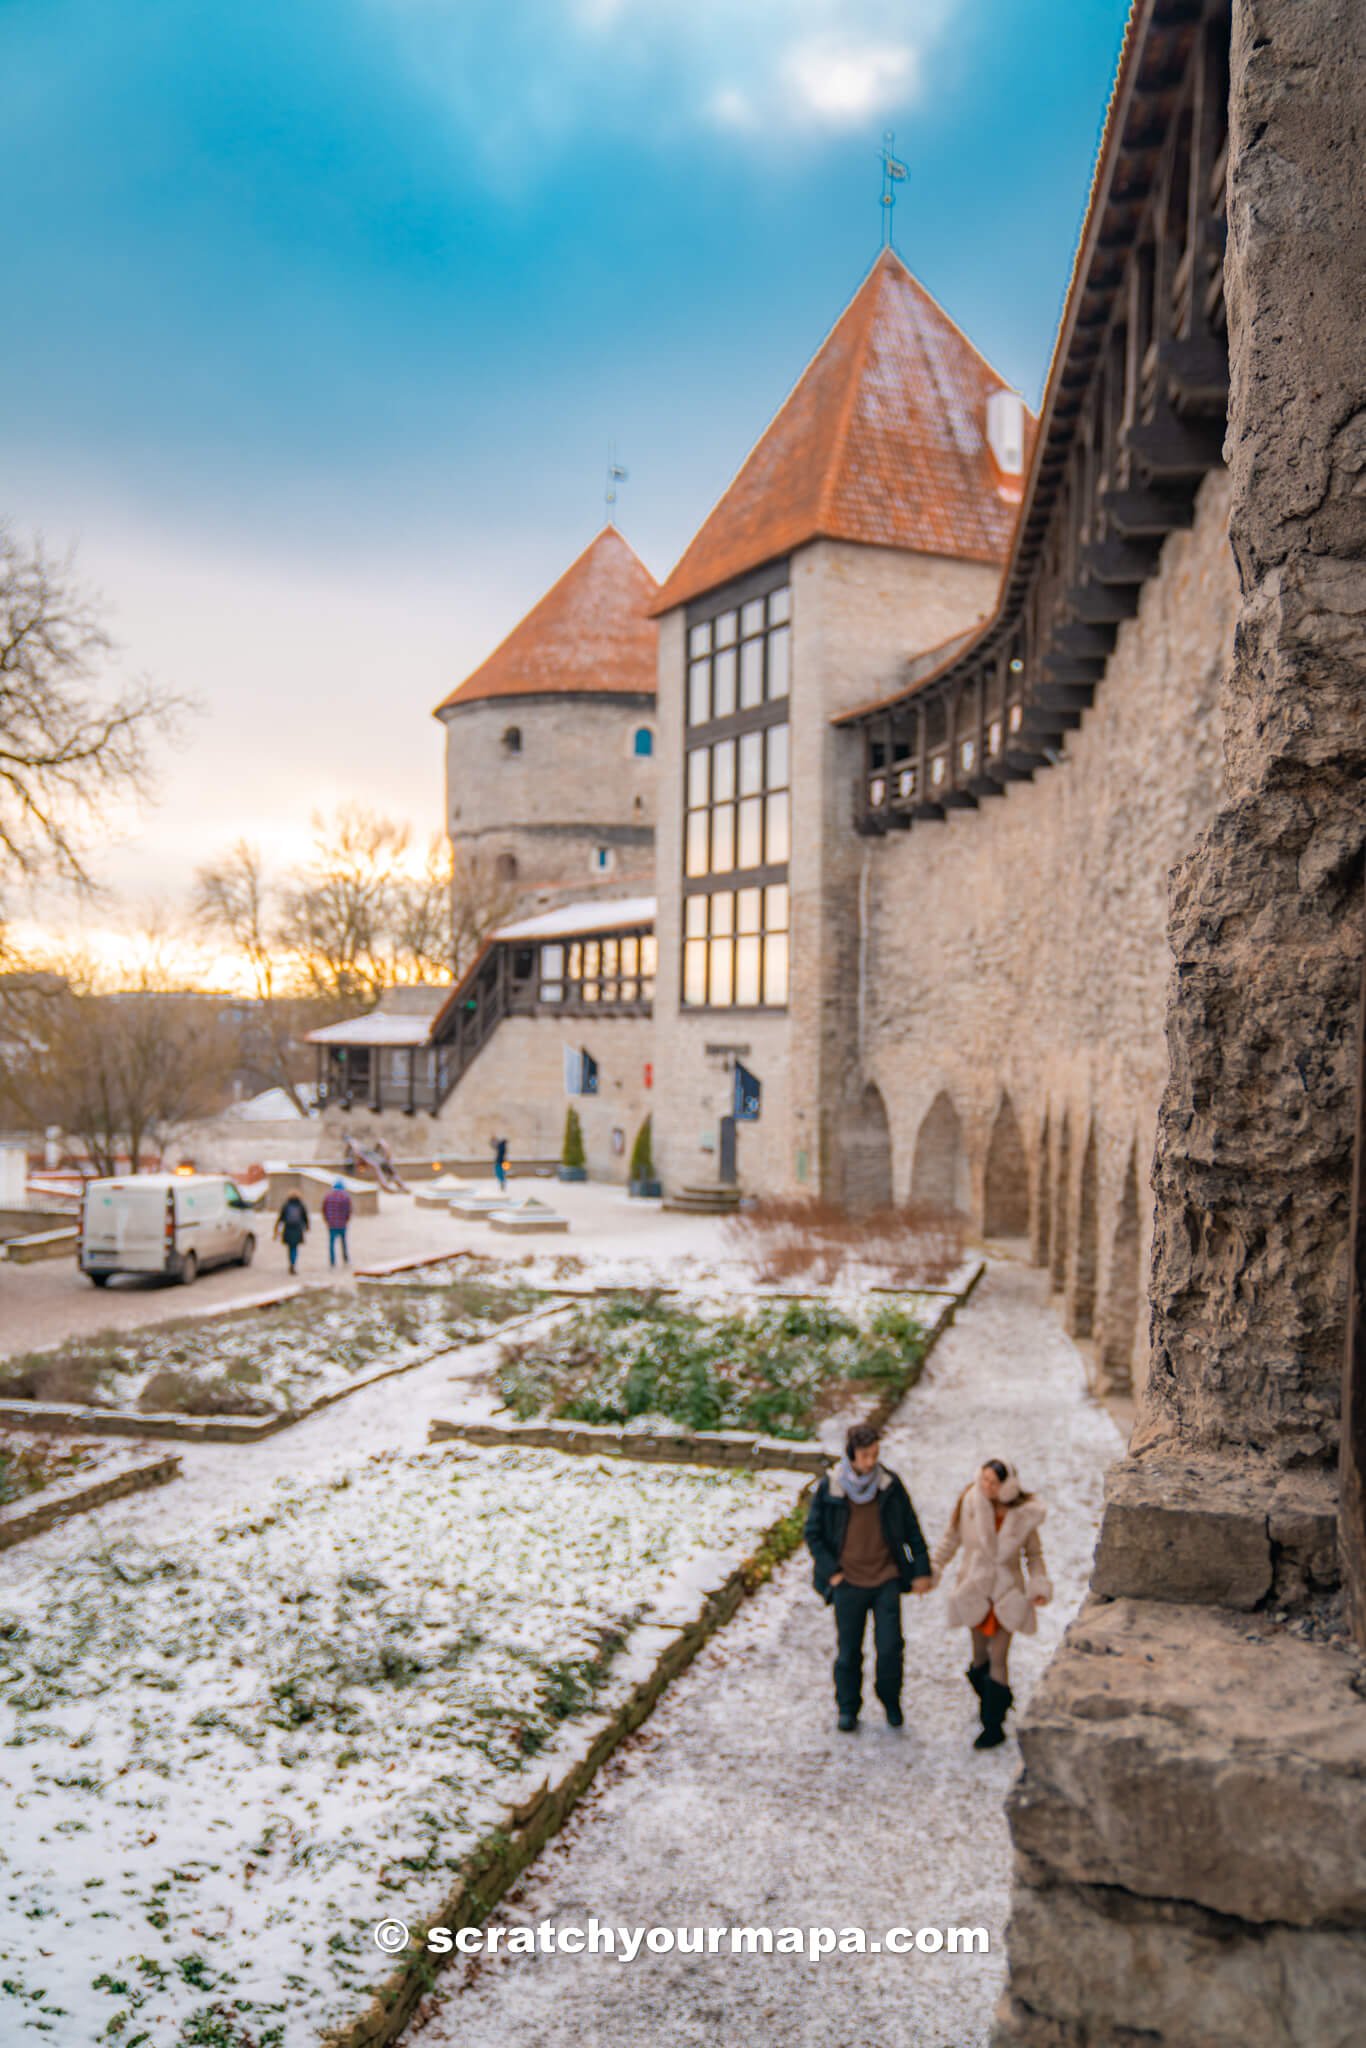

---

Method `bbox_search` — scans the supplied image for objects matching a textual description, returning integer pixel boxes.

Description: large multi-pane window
[683,576,790,1008]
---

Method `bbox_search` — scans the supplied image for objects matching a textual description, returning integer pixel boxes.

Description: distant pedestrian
[275,1192,310,1275]
[804,1424,933,1733]
[930,1458,1051,1751]
[491,1135,509,1192]
[321,1179,353,1267]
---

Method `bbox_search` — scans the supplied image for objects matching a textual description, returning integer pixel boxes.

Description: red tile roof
[434,526,658,715]
[652,249,1031,616]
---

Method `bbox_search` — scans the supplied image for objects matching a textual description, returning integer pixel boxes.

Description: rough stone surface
[995,1882,1366,2048]
[1007,1596,1366,1929]
[1091,1455,1278,1608]
[1140,0,1366,1469]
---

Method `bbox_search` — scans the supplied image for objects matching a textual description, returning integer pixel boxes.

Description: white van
[78,1174,261,1287]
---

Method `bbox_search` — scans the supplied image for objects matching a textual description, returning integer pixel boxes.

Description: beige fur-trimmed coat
[930,1485,1052,1635]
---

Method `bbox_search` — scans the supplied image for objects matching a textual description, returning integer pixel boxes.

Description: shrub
[628,1115,655,1182]
[561,1106,587,1171]
[721,1196,965,1288]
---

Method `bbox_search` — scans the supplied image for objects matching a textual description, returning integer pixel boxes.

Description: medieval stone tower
[433,525,659,912]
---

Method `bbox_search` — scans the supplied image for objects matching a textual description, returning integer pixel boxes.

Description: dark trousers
[832,1580,903,1717]
[328,1225,349,1266]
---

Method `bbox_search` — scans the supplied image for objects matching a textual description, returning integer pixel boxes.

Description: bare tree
[0,526,187,889]
[0,952,239,1175]
[192,841,314,1110]
[390,834,516,985]
[278,805,411,1003]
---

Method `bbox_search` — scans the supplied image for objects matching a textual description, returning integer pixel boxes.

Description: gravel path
[406,1262,1121,2048]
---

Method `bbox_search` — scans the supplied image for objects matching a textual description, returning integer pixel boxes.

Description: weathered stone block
[1009,1597,1366,1928]
[995,1880,1366,2048]
[1091,1456,1275,1608]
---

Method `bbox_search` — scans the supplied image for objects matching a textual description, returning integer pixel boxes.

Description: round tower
[434,526,658,911]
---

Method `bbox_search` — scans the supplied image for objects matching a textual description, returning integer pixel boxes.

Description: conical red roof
[435,526,658,714]
[652,250,1030,615]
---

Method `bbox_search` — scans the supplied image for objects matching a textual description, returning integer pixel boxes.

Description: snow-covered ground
[0,1444,806,2044]
[1,1282,543,1418]
[405,1262,1122,2048]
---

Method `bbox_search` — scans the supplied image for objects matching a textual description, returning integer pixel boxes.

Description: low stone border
[0,1301,567,1446]
[319,1487,814,2048]
[3,1226,79,1264]
[0,1447,180,1549]
[431,1416,832,1472]
[318,1264,971,2045]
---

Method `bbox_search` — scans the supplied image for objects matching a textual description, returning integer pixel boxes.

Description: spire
[651,250,1031,616]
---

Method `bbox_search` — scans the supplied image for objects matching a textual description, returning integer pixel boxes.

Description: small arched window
[495,852,519,882]
[632,727,654,758]
[502,726,522,755]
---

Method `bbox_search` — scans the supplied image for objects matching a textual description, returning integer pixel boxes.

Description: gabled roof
[435,526,658,716]
[652,249,1031,616]
[493,895,656,942]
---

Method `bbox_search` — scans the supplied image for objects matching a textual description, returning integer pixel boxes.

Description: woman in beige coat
[931,1457,1051,1749]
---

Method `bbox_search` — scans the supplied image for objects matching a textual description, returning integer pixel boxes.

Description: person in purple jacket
[321,1179,353,1268]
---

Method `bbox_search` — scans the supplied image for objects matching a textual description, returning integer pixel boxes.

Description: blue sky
[2,0,1131,955]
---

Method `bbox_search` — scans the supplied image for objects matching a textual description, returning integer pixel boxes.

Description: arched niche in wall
[911,1090,967,1215]
[1050,1112,1072,1290]
[842,1081,894,1214]
[1033,1113,1052,1267]
[983,1093,1030,1238]
[1070,1122,1100,1338]
[1100,1145,1143,1390]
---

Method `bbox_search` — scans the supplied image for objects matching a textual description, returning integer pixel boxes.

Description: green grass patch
[494,1294,927,1439]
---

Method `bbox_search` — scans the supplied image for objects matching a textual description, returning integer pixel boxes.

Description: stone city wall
[857,469,1236,1393]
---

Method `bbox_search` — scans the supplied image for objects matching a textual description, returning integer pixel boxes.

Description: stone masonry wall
[1138,0,1366,1469]
[861,470,1235,1393]
[325,1012,654,1185]
[443,694,656,909]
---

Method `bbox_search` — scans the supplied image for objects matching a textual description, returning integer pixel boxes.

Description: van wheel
[240,1234,256,1268]
[179,1252,198,1286]
[88,1273,111,1288]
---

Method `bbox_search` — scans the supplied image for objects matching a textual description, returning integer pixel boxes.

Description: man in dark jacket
[805,1422,933,1732]
[274,1192,310,1275]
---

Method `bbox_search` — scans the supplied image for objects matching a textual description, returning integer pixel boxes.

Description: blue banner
[733,1062,761,1122]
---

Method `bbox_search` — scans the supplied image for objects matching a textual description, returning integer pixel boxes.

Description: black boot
[966,1661,988,1700]
[974,1676,1013,1750]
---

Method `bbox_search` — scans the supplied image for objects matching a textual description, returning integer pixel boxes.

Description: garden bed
[489,1292,935,1440]
[0,1443,807,2045]
[0,1438,179,1550]
[0,1279,546,1422]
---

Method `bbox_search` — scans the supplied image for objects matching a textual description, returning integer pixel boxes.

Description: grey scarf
[837,1457,881,1505]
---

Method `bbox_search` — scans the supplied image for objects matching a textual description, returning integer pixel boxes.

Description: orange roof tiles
[435,526,658,715]
[652,249,1031,616]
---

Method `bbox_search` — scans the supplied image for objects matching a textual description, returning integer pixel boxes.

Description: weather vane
[605,444,628,516]
[879,132,908,249]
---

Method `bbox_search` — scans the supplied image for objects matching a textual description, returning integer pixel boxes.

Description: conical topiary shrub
[628,1114,661,1197]
[559,1105,588,1181]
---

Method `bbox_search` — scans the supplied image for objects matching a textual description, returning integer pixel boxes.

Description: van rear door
[81,1181,172,1274]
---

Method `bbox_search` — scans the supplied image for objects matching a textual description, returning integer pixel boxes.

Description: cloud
[781,35,917,125]
[365,0,958,161]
